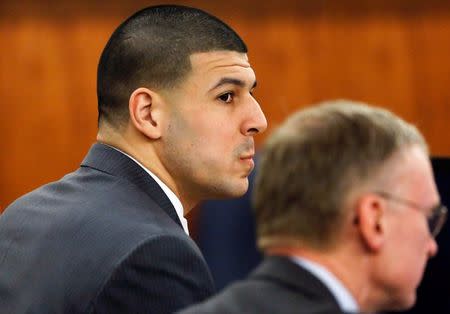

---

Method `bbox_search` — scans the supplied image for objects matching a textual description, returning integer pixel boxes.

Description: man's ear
[354,194,386,252]
[128,87,165,139]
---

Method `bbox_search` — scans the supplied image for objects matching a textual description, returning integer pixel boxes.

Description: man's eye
[218,92,233,103]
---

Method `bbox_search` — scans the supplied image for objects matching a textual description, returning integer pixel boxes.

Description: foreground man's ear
[129,87,165,140]
[355,194,386,252]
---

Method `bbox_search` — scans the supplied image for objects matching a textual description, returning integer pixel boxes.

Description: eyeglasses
[375,191,448,238]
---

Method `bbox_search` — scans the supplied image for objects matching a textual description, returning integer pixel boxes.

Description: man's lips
[239,154,255,171]
[239,153,254,160]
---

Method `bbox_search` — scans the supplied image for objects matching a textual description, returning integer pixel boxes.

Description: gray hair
[253,100,427,250]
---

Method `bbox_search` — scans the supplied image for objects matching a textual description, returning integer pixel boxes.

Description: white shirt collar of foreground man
[291,256,359,313]
[108,145,189,235]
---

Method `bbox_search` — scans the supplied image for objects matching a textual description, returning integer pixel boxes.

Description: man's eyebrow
[209,77,257,92]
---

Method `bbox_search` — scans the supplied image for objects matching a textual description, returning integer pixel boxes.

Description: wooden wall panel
[1,0,450,210]
[0,18,110,210]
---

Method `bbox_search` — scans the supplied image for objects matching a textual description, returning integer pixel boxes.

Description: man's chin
[209,179,249,199]
[231,178,250,197]
[383,291,417,312]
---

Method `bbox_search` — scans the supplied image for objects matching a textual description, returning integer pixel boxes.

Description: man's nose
[242,99,267,136]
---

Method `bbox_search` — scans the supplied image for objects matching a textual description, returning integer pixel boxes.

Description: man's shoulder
[16,172,186,248]
[4,163,173,223]
[178,257,346,314]
[178,277,345,314]
[0,165,204,313]
[176,277,304,314]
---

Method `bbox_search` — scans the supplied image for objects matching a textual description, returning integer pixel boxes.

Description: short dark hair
[97,5,247,127]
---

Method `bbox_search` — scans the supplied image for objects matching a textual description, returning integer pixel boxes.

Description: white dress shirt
[291,256,359,313]
[107,145,189,235]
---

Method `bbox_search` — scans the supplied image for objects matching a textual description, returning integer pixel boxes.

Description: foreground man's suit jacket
[179,256,351,314]
[0,143,215,314]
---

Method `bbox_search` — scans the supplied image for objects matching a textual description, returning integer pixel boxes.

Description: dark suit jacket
[0,143,215,314]
[179,256,350,314]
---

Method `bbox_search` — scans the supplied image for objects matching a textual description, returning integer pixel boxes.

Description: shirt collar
[290,256,359,313]
[106,145,189,235]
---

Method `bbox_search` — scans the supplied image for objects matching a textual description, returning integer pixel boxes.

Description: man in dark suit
[0,5,266,314]
[180,100,446,314]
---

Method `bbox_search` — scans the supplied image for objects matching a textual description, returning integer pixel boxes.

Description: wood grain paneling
[1,0,450,210]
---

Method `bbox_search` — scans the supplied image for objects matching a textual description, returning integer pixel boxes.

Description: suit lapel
[80,143,182,228]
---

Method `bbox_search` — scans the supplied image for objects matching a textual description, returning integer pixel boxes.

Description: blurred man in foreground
[180,100,446,314]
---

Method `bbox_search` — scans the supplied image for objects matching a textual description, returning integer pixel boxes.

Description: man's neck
[266,245,377,313]
[96,129,198,213]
